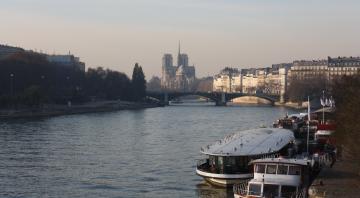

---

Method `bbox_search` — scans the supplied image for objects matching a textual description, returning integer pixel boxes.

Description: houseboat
[233,157,313,198]
[196,128,295,187]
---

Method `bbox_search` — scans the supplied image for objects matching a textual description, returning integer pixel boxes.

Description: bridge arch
[146,91,278,106]
[226,94,277,105]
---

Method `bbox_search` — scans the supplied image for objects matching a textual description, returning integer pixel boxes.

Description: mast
[322,90,325,124]
[307,96,311,154]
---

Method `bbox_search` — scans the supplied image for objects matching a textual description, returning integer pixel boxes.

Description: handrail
[233,183,308,198]
[233,179,251,196]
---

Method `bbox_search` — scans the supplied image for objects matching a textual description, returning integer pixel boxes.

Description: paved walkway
[310,148,360,197]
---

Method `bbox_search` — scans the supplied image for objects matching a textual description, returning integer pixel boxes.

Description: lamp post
[10,73,14,96]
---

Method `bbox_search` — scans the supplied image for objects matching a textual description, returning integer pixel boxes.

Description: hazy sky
[1,0,360,78]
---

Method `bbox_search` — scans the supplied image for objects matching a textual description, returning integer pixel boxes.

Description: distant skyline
[1,0,360,78]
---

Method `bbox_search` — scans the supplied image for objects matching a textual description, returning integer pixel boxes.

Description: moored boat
[196,128,296,187]
[233,157,313,198]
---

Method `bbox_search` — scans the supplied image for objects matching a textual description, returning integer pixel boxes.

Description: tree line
[0,51,146,108]
[331,75,360,171]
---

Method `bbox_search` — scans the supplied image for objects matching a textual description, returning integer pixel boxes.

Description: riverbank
[274,101,308,109]
[309,146,360,198]
[0,100,161,119]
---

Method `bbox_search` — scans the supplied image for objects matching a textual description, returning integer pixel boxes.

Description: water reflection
[196,182,234,198]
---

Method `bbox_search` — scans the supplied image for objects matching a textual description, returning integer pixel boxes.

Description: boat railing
[234,183,308,198]
[233,179,251,196]
[260,153,280,159]
[196,159,208,167]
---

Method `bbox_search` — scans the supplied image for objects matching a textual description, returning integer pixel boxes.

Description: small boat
[273,114,306,131]
[196,128,296,187]
[233,157,313,198]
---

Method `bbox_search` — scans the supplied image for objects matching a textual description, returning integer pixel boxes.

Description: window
[277,165,288,175]
[249,184,262,196]
[266,165,277,174]
[255,164,265,173]
[263,184,279,197]
[288,166,301,175]
[281,185,297,198]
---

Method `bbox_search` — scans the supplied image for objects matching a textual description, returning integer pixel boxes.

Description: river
[0,103,301,198]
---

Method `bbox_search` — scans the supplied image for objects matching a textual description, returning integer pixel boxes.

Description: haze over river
[0,103,301,198]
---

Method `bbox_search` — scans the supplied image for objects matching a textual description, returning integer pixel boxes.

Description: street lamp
[10,73,14,96]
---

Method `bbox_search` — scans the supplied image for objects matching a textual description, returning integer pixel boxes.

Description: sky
[1,0,360,78]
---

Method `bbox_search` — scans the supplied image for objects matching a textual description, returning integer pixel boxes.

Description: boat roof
[250,157,310,166]
[288,113,306,118]
[315,130,334,135]
[200,128,295,156]
[314,107,335,113]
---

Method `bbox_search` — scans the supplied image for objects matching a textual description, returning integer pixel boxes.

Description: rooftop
[200,128,295,156]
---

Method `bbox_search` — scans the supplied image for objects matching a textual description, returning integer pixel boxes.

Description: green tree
[131,63,146,101]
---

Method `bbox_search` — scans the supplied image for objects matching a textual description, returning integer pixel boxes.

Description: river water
[0,103,301,198]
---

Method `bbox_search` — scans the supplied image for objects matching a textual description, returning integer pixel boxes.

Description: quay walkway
[309,147,360,198]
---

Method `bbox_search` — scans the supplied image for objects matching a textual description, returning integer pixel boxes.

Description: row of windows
[329,67,358,71]
[255,164,301,175]
[329,62,360,66]
[293,66,359,71]
[249,183,297,198]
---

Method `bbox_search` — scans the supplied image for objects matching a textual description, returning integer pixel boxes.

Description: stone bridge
[146,91,279,106]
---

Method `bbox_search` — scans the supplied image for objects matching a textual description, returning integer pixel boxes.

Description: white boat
[196,128,295,187]
[233,157,312,198]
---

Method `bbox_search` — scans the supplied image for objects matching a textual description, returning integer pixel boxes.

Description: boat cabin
[234,158,311,198]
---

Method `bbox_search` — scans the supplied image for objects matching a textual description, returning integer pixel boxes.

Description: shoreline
[0,101,162,120]
[274,102,307,109]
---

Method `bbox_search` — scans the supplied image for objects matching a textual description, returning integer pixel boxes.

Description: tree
[84,67,131,101]
[286,74,328,102]
[195,77,213,92]
[131,63,146,101]
[332,75,360,172]
[147,76,161,91]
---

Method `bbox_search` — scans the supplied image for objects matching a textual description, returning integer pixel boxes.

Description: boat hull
[196,168,253,187]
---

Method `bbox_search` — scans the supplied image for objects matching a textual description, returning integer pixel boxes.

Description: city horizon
[1,0,360,78]
[2,42,359,79]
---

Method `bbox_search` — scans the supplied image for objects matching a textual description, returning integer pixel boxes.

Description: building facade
[213,67,241,93]
[290,56,360,81]
[327,56,360,80]
[46,54,86,71]
[0,45,25,60]
[161,44,196,92]
[213,64,290,102]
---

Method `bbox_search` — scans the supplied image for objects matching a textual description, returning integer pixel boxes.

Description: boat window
[277,165,288,175]
[266,165,277,174]
[218,157,223,166]
[227,157,236,165]
[281,185,297,198]
[255,164,265,173]
[263,184,279,197]
[248,184,262,196]
[288,166,301,175]
[209,156,216,166]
